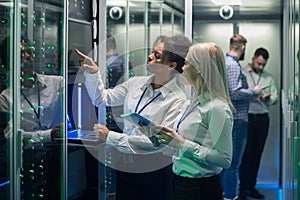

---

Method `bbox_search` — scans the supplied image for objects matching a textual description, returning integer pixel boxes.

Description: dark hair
[153,35,168,48]
[229,34,247,51]
[254,47,269,60]
[162,34,193,73]
[106,34,116,51]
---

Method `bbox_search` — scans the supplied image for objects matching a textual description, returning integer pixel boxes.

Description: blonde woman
[150,43,234,200]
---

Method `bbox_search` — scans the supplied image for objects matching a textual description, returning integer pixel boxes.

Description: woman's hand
[75,49,99,74]
[93,123,109,141]
[138,125,161,147]
[154,125,186,149]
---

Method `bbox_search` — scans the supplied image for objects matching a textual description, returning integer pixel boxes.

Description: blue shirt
[225,53,258,122]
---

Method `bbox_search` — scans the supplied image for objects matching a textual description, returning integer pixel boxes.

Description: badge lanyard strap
[249,71,262,86]
[21,85,41,127]
[176,102,201,133]
[135,87,162,114]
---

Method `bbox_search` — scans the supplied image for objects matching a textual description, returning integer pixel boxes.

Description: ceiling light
[219,5,234,20]
[211,0,242,6]
[109,7,123,20]
[107,0,137,7]
[0,2,28,7]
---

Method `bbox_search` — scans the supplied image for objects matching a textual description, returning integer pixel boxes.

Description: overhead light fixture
[109,7,123,20]
[107,0,137,7]
[219,5,234,20]
[211,0,242,6]
[0,2,28,7]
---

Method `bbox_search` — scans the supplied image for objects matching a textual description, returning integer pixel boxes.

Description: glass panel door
[0,0,66,199]
[295,0,300,198]
[0,1,13,199]
[19,1,66,199]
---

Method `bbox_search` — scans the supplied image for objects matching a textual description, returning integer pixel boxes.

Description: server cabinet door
[0,0,67,199]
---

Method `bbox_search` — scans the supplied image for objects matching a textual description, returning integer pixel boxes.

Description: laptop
[67,114,100,145]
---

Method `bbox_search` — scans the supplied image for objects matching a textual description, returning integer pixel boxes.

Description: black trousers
[116,164,172,200]
[239,113,269,191]
[171,173,223,200]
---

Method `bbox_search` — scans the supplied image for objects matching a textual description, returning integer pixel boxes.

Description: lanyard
[176,102,201,133]
[21,85,41,127]
[249,71,262,86]
[135,87,162,114]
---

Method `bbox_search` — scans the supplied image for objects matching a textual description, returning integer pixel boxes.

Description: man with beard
[221,34,262,200]
[238,47,278,200]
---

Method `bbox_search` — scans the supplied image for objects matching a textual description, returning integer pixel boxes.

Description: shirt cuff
[182,139,207,159]
[106,131,127,146]
[23,129,52,146]
[41,130,52,142]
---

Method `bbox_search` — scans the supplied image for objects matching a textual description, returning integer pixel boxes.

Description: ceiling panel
[192,0,283,18]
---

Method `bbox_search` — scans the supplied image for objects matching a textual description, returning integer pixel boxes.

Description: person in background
[221,34,262,200]
[105,34,127,197]
[106,34,125,88]
[75,34,192,200]
[144,42,234,200]
[0,37,63,146]
[238,47,278,200]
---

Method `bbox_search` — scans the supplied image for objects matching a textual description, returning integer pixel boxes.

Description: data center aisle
[246,185,281,200]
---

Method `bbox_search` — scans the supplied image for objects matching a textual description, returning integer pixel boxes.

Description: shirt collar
[141,74,182,98]
[35,73,47,88]
[196,91,213,105]
[226,53,239,62]
[106,53,118,58]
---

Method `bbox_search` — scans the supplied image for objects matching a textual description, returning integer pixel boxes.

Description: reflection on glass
[0,1,65,199]
[19,2,65,199]
[174,14,184,34]
[0,3,12,199]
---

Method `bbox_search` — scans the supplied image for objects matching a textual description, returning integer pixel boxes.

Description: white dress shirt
[0,73,64,146]
[243,65,278,114]
[84,71,187,154]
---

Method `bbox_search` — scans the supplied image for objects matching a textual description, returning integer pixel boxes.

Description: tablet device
[261,85,271,90]
[120,112,155,127]
[121,113,160,146]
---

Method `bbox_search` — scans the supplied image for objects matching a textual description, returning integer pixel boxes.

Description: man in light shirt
[239,47,278,200]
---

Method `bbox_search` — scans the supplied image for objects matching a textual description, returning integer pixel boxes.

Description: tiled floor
[245,186,281,200]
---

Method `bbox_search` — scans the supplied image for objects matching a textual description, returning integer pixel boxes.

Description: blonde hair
[186,42,233,110]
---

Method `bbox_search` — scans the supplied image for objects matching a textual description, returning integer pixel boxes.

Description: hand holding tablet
[121,113,160,146]
[120,112,156,127]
